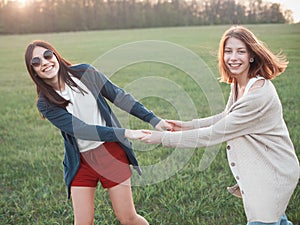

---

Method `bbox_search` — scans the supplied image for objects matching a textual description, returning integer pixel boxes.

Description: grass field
[0,24,299,225]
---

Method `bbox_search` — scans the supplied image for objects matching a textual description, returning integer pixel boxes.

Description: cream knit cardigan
[162,79,299,222]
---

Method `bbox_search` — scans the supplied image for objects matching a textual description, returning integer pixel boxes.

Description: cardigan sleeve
[191,111,226,129]
[81,65,161,127]
[37,97,127,143]
[162,81,279,148]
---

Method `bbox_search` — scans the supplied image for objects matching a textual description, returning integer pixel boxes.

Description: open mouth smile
[228,63,242,68]
[42,65,54,72]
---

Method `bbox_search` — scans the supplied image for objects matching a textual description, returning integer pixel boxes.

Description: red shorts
[71,142,132,188]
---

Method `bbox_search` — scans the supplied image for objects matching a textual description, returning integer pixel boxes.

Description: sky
[268,0,300,23]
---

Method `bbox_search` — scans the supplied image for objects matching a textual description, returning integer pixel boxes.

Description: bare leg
[71,186,96,225]
[108,178,149,225]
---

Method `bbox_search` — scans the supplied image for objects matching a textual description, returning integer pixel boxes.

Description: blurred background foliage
[0,0,294,34]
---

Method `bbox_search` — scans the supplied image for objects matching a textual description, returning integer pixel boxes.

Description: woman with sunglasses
[139,26,299,224]
[24,40,171,225]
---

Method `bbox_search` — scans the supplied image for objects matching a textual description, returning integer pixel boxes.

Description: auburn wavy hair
[218,26,288,84]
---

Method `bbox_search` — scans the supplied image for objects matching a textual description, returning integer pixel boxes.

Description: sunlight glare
[17,0,28,7]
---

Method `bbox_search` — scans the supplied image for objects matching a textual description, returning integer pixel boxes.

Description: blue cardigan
[37,64,161,198]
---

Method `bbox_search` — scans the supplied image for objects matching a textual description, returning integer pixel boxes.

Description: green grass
[1,24,300,224]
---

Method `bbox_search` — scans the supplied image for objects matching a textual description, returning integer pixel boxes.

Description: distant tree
[0,0,291,34]
[268,3,285,23]
[283,9,294,24]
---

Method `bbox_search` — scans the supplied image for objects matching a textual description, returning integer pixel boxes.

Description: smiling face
[223,37,251,79]
[31,46,60,86]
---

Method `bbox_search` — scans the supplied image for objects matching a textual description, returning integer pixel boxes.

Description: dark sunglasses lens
[31,57,41,67]
[31,50,53,67]
[44,49,53,60]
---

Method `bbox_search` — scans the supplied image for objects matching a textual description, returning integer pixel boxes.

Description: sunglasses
[31,49,54,67]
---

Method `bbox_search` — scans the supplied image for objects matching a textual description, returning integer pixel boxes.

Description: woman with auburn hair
[140,26,299,224]
[24,40,171,225]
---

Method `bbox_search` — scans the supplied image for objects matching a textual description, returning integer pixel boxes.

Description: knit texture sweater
[162,79,299,222]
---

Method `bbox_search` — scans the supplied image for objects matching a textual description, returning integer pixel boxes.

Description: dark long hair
[218,26,288,83]
[25,40,85,108]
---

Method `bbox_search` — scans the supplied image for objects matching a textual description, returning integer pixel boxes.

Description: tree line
[0,0,293,34]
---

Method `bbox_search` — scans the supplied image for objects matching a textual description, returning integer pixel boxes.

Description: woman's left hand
[155,119,173,131]
[140,130,163,145]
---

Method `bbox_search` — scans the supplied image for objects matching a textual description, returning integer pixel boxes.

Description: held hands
[124,129,162,144]
[144,119,194,144]
[125,119,193,144]
[124,129,151,140]
[140,119,194,144]
[165,120,193,131]
[154,119,173,131]
[140,130,163,144]
[124,119,171,144]
[124,119,172,140]
[155,119,193,131]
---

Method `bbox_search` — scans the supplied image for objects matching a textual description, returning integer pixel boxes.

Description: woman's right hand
[166,120,194,131]
[124,129,151,140]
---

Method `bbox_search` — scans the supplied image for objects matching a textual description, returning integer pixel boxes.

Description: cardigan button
[236,176,240,180]
[226,145,231,150]
[231,162,236,167]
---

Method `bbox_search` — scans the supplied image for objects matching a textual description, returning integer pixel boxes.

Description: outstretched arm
[141,83,275,148]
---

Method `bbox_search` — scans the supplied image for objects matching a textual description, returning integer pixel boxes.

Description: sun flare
[18,0,27,3]
[16,0,28,6]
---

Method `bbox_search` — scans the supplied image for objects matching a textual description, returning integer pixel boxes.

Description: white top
[244,76,265,96]
[57,76,106,152]
[233,76,265,102]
